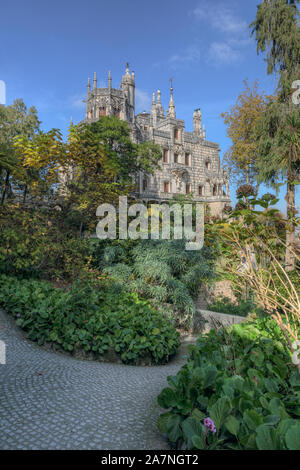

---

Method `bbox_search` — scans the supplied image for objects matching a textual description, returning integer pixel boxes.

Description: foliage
[91,239,216,329]
[207,297,265,318]
[236,184,256,199]
[0,204,91,280]
[250,0,300,91]
[251,0,300,271]
[12,116,162,233]
[157,319,300,450]
[0,274,180,365]
[0,99,40,204]
[212,195,300,367]
[221,80,267,189]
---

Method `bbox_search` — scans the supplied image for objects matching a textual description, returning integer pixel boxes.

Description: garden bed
[0,274,180,366]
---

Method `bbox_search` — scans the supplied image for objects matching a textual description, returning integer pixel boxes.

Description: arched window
[143,178,148,192]
[205,160,211,171]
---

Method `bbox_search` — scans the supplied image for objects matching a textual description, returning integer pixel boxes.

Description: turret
[193,109,202,136]
[93,72,97,90]
[121,63,135,122]
[150,92,157,126]
[108,70,112,91]
[167,80,176,118]
[156,89,164,117]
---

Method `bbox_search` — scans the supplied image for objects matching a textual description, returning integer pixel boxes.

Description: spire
[108,70,112,91]
[156,89,164,117]
[93,72,97,90]
[167,78,176,118]
[152,92,156,105]
[157,89,161,104]
[126,62,130,75]
[203,124,206,139]
[70,116,73,126]
[87,77,91,94]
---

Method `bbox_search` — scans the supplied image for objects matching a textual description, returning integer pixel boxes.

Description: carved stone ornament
[172,168,188,181]
[173,144,182,154]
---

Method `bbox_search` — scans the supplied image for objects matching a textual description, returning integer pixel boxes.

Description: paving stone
[0,308,190,450]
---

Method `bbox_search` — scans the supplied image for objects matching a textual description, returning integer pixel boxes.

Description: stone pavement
[0,308,191,450]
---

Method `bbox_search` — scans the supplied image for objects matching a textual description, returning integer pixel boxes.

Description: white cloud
[193,2,248,36]
[208,42,241,65]
[168,45,202,68]
[135,89,151,112]
[188,2,251,66]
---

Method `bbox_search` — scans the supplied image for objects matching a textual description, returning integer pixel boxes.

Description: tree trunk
[1,171,10,205]
[285,175,295,272]
[23,185,27,204]
[246,166,249,184]
[79,221,84,239]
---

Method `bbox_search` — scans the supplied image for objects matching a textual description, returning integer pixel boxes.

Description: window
[174,128,179,141]
[164,181,170,193]
[143,178,148,191]
[163,149,169,163]
[174,153,179,164]
[199,185,203,196]
[186,184,191,195]
[213,184,217,196]
[99,107,107,116]
[205,160,211,170]
[185,153,190,166]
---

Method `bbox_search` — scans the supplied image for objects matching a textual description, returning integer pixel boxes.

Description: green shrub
[0,274,180,365]
[91,239,216,329]
[0,205,90,280]
[157,319,300,450]
[207,297,265,317]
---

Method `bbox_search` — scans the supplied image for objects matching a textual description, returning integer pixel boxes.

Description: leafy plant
[157,318,300,450]
[207,296,265,317]
[0,274,180,365]
[92,239,216,329]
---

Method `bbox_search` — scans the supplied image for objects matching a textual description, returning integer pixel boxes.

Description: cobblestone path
[0,309,191,450]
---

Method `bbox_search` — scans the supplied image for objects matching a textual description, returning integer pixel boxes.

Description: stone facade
[84,65,231,217]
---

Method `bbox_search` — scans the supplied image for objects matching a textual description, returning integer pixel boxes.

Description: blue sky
[0,0,298,211]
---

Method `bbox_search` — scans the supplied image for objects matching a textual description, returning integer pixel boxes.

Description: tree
[14,128,64,204]
[216,196,300,373]
[251,0,300,271]
[14,116,162,235]
[0,99,40,204]
[221,80,267,192]
[63,117,161,232]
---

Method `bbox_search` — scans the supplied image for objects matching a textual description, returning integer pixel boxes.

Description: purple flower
[204,417,217,434]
